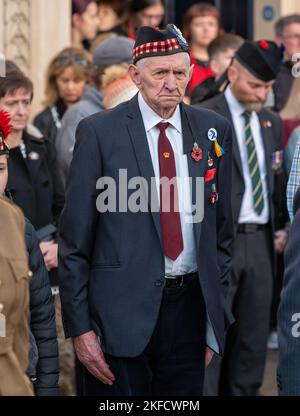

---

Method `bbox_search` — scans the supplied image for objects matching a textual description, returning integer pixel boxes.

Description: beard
[243,101,265,113]
[232,86,266,113]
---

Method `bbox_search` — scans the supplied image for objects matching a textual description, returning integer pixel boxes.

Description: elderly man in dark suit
[198,40,285,395]
[278,187,300,395]
[58,24,234,396]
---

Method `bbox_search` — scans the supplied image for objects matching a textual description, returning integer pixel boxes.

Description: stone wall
[0,0,71,118]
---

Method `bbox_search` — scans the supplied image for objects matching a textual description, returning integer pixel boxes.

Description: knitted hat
[102,65,138,109]
[235,40,283,82]
[93,36,134,68]
[133,24,190,64]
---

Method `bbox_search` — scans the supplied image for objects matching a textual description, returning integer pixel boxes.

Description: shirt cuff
[206,313,220,354]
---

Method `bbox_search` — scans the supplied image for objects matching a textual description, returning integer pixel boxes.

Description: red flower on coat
[191,144,202,162]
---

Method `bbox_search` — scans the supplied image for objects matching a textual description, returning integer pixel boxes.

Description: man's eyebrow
[248,81,263,86]
[151,67,168,71]
[151,66,187,71]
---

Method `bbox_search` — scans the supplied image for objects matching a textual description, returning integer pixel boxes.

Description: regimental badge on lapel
[263,120,272,129]
[271,150,283,171]
[208,128,225,158]
[191,142,202,162]
[207,152,214,167]
[28,151,40,161]
[210,183,219,204]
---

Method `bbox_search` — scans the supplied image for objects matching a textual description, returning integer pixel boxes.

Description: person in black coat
[34,46,90,145]
[198,40,286,396]
[58,25,234,396]
[0,62,64,275]
[7,128,64,231]
[25,219,59,396]
[0,112,59,396]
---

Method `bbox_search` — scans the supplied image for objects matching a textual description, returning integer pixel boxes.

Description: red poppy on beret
[260,40,269,50]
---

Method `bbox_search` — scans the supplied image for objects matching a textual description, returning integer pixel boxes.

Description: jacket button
[0,304,3,313]
[155,280,163,287]
[28,270,33,278]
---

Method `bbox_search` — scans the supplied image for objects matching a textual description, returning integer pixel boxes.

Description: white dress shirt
[138,92,219,353]
[138,92,197,276]
[225,87,269,224]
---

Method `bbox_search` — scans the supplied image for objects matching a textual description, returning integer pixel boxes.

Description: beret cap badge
[167,24,189,53]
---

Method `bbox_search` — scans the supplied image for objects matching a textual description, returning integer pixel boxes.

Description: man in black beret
[59,24,234,395]
[198,40,286,395]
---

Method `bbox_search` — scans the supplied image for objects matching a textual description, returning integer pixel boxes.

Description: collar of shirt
[224,85,246,119]
[138,92,182,134]
[225,86,260,127]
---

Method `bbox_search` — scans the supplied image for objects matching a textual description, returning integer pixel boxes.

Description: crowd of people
[1,0,300,396]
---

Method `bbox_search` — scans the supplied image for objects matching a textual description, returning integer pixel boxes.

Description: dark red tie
[157,122,184,261]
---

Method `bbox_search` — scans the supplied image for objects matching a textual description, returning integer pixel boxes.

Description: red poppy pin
[191,142,202,162]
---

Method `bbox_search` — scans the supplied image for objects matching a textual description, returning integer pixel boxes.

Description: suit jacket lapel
[126,95,162,248]
[181,104,207,247]
[214,95,243,178]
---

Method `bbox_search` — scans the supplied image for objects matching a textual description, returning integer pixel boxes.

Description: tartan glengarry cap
[235,40,283,82]
[133,24,190,64]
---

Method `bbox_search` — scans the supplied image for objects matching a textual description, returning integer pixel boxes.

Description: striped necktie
[242,111,264,216]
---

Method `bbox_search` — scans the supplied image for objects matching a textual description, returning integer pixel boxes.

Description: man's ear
[227,65,237,83]
[128,64,142,89]
[187,64,194,83]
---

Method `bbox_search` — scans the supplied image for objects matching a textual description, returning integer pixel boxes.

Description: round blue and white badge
[208,128,217,142]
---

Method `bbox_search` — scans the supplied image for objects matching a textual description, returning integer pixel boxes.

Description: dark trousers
[81,275,206,396]
[204,227,273,396]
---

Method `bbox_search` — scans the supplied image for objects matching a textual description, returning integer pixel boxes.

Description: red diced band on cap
[133,37,181,61]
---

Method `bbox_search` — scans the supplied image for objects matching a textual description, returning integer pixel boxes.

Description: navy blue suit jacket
[58,94,234,357]
[278,187,300,395]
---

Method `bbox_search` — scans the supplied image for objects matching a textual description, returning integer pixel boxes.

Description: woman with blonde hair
[34,47,90,145]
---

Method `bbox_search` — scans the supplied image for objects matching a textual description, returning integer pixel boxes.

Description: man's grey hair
[136,58,149,69]
[135,53,191,69]
[275,14,300,37]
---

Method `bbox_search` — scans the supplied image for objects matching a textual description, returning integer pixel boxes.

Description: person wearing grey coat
[55,36,134,188]
[278,187,300,395]
[55,85,104,188]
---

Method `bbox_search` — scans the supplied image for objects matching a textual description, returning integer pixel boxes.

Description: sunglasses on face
[55,56,89,66]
